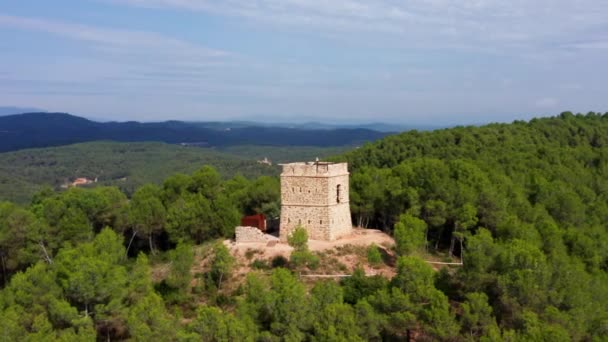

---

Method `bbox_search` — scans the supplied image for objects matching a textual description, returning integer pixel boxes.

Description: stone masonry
[235,226,277,243]
[279,161,352,241]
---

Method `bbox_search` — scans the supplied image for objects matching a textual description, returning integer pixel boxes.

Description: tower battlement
[280,162,348,177]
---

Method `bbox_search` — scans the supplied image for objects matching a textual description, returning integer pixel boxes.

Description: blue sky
[0,0,607,124]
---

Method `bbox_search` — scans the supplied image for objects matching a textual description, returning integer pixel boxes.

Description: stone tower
[279,161,352,241]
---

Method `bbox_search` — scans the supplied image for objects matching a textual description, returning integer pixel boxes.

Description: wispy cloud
[106,0,608,53]
[1,2,607,123]
[0,14,238,91]
[0,13,226,57]
[0,13,227,59]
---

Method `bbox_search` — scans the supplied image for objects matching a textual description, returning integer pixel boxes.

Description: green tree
[0,262,96,338]
[422,199,448,250]
[391,256,458,339]
[209,243,234,290]
[161,173,191,204]
[366,287,416,339]
[393,214,427,256]
[267,268,312,340]
[311,280,343,312]
[126,292,176,341]
[451,203,478,257]
[353,299,385,341]
[187,306,256,342]
[166,194,212,244]
[0,202,45,284]
[460,292,498,339]
[189,166,222,198]
[242,176,281,218]
[127,184,166,255]
[288,226,319,269]
[367,244,383,267]
[54,229,127,318]
[341,268,388,305]
[166,242,194,295]
[312,303,364,342]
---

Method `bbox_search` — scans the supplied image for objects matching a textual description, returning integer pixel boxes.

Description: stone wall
[328,204,352,241]
[280,205,330,240]
[235,226,270,243]
[279,162,352,242]
[281,176,330,206]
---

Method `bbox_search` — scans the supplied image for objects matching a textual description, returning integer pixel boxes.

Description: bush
[245,248,261,260]
[250,259,270,270]
[291,250,320,270]
[271,255,289,268]
[287,226,309,250]
[367,244,383,267]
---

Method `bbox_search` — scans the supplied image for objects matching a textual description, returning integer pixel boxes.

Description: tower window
[337,184,341,203]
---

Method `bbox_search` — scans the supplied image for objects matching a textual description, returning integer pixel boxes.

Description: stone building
[279,161,352,241]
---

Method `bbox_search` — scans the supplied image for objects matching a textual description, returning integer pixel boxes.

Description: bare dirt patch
[227,228,393,254]
[308,228,394,251]
[224,228,396,278]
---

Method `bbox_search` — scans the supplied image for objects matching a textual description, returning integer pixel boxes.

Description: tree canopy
[1,112,607,340]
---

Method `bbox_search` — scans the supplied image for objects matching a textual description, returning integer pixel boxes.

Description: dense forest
[0,112,607,340]
[0,141,348,204]
[0,141,278,204]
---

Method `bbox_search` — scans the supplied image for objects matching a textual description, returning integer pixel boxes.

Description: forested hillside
[336,111,608,338]
[0,112,607,340]
[0,142,349,204]
[0,112,389,152]
[0,142,278,204]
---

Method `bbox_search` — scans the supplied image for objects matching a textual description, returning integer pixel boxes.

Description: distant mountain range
[191,120,438,132]
[0,106,46,116]
[0,112,393,153]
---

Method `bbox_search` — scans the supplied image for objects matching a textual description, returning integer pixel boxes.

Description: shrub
[287,226,309,250]
[367,244,383,267]
[271,255,289,268]
[250,259,270,270]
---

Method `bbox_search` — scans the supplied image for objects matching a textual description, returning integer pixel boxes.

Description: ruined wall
[235,226,269,243]
[279,162,352,241]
